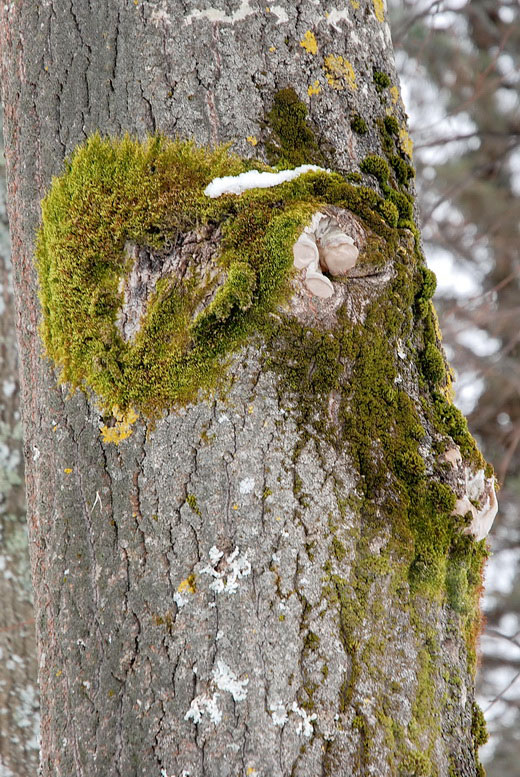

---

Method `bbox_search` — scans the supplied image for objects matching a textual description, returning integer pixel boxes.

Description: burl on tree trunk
[0,2,493,776]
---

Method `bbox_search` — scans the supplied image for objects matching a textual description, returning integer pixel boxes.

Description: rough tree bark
[0,110,40,776]
[0,2,492,776]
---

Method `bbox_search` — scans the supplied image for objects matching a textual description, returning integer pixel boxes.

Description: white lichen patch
[2,378,16,398]
[173,591,190,608]
[212,660,249,701]
[269,700,288,726]
[204,165,327,198]
[239,477,255,495]
[184,692,222,725]
[325,7,354,31]
[209,545,224,565]
[185,0,255,25]
[291,701,317,738]
[269,5,288,22]
[202,546,251,594]
[185,660,249,727]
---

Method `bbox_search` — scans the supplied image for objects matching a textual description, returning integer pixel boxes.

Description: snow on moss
[204,164,327,197]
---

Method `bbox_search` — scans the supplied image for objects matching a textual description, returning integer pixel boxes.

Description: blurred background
[389,0,520,772]
[0,1,519,774]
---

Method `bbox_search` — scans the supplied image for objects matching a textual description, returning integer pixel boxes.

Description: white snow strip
[204,165,328,198]
[213,660,249,701]
[185,0,255,26]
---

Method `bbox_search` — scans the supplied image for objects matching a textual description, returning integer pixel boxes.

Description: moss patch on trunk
[37,133,403,419]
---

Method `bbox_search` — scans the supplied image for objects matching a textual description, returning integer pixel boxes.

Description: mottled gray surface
[0,1,481,775]
[0,110,40,777]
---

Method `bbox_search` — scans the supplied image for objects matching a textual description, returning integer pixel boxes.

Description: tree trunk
[0,2,491,775]
[0,108,40,776]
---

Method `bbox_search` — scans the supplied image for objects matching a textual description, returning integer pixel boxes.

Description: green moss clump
[377,199,399,227]
[373,70,391,91]
[305,631,321,651]
[383,115,399,135]
[38,133,411,419]
[387,189,413,221]
[422,343,446,385]
[360,155,390,185]
[202,262,256,321]
[186,493,201,516]
[390,154,414,185]
[427,482,456,513]
[471,702,489,747]
[417,267,437,307]
[265,87,326,168]
[446,560,469,612]
[351,114,368,134]
[401,749,432,776]
[331,536,347,561]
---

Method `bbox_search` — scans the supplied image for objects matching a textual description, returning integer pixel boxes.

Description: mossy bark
[0,2,488,776]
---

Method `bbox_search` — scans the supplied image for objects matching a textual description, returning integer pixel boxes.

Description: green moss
[377,199,399,227]
[331,536,347,562]
[264,87,327,168]
[387,188,413,221]
[186,493,201,516]
[351,114,368,134]
[305,631,320,651]
[471,702,488,747]
[402,749,432,776]
[446,560,469,612]
[427,482,456,513]
[360,155,390,185]
[422,343,446,385]
[390,154,414,185]
[377,118,395,156]
[415,267,437,316]
[39,134,405,419]
[373,70,391,91]
[383,115,399,136]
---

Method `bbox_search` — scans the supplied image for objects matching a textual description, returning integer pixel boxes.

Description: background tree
[0,112,40,776]
[0,1,498,776]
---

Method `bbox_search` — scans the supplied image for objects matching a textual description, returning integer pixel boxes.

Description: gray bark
[0,109,40,776]
[0,2,485,776]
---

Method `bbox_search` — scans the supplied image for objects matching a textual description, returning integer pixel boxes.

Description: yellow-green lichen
[300,30,318,55]
[307,80,322,97]
[372,0,385,22]
[324,55,357,91]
